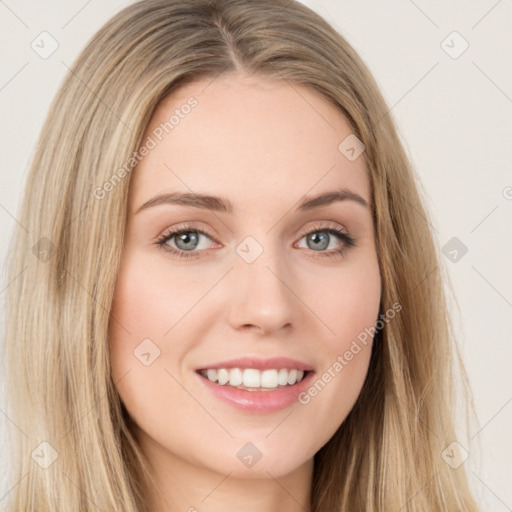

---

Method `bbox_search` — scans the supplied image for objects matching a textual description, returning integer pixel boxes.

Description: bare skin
[108,72,382,512]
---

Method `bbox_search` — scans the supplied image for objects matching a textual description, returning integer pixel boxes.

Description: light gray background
[1,1,510,510]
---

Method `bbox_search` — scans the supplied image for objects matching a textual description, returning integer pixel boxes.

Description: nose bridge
[226,234,295,333]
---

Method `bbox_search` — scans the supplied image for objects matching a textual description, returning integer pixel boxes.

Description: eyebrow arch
[135,187,369,215]
[297,189,369,210]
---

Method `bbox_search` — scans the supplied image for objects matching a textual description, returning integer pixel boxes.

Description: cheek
[300,254,381,422]
[107,254,188,437]
[107,250,210,413]
[109,250,190,340]
[312,252,382,350]
[108,251,166,381]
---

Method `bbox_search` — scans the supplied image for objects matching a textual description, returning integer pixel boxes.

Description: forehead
[128,73,370,215]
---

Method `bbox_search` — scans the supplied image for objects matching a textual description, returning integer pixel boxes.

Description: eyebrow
[135,187,369,215]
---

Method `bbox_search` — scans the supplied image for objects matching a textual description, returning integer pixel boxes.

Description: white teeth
[200,367,308,388]
[229,368,243,386]
[243,369,260,388]
[277,368,288,386]
[287,369,298,385]
[260,369,278,388]
[217,368,229,385]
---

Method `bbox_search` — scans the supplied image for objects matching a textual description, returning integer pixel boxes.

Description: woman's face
[108,73,381,481]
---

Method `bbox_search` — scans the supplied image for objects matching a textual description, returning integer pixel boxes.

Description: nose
[226,243,296,335]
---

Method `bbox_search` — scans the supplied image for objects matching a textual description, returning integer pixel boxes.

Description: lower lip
[196,371,315,413]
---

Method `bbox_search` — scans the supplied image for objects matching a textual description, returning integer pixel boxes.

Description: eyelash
[155,222,357,260]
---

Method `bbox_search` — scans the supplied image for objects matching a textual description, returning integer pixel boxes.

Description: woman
[2,0,479,510]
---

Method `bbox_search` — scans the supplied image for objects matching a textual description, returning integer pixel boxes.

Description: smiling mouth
[196,367,310,391]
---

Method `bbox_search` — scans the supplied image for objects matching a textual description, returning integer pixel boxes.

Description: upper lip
[196,356,314,372]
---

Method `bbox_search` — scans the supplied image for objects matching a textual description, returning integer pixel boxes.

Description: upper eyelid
[158,224,216,242]
[159,221,351,239]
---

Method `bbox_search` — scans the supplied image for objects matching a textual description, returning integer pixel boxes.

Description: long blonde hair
[2,0,479,510]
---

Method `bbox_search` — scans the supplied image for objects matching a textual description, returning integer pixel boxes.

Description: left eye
[296,227,352,252]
